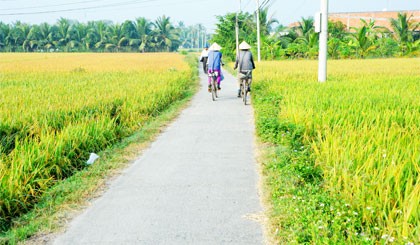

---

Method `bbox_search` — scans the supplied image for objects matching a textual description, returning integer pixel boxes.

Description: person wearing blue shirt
[207,42,223,91]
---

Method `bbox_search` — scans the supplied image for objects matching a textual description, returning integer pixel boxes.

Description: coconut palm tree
[293,17,315,42]
[196,24,206,49]
[121,20,138,51]
[93,21,110,51]
[106,23,125,52]
[135,17,153,52]
[37,22,56,51]
[177,21,192,49]
[390,13,418,43]
[9,21,30,52]
[188,25,199,49]
[389,12,420,54]
[349,25,377,58]
[289,17,318,57]
[153,16,180,52]
[54,18,76,51]
[82,21,96,50]
[0,22,12,51]
[258,6,278,35]
[25,24,42,51]
[69,22,88,51]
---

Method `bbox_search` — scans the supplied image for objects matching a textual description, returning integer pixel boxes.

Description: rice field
[0,53,196,229]
[252,58,419,243]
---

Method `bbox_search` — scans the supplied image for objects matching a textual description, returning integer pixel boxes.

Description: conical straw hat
[209,42,222,51]
[239,41,251,50]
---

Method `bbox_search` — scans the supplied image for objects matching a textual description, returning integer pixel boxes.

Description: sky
[0,0,419,33]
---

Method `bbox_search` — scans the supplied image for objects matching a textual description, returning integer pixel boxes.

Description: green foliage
[254,59,419,244]
[210,9,419,60]
[211,12,255,60]
[0,16,206,53]
[0,53,197,232]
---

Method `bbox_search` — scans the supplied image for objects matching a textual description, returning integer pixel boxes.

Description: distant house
[287,10,420,32]
[329,10,420,31]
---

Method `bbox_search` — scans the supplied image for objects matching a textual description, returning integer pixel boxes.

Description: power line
[0,0,216,29]
[0,0,158,16]
[260,0,270,9]
[0,0,107,11]
[73,0,211,17]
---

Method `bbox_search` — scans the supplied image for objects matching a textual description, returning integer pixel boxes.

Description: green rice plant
[0,53,196,230]
[253,58,419,244]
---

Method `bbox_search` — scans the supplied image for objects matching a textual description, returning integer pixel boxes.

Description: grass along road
[252,58,419,244]
[0,53,198,243]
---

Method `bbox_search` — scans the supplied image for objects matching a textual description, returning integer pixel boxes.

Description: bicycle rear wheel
[211,77,217,101]
[242,79,247,105]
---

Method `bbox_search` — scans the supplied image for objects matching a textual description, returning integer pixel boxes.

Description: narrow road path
[53,67,264,244]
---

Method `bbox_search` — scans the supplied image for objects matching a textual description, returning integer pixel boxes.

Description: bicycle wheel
[240,79,245,98]
[215,79,218,98]
[211,77,217,101]
[242,79,247,105]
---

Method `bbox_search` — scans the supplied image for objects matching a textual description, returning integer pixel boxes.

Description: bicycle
[201,58,208,74]
[208,70,219,101]
[239,70,251,105]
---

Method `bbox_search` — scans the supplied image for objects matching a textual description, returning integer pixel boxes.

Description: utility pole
[318,0,328,82]
[197,26,201,50]
[256,0,261,61]
[236,0,241,58]
[203,29,206,48]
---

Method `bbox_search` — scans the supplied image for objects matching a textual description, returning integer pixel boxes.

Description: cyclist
[199,44,209,74]
[207,42,223,92]
[234,41,255,97]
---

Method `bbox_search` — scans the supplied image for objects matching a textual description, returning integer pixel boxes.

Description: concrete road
[53,67,264,244]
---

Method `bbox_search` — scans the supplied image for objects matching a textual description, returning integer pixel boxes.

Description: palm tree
[135,17,153,52]
[26,24,41,51]
[9,21,30,52]
[188,25,198,49]
[177,21,191,49]
[212,12,255,59]
[83,21,99,51]
[258,6,278,35]
[360,19,387,39]
[293,17,315,42]
[19,23,34,52]
[38,22,55,51]
[289,17,318,57]
[328,20,348,39]
[70,22,88,51]
[55,18,73,51]
[389,12,420,54]
[196,24,206,49]
[106,23,125,52]
[121,20,138,51]
[0,22,12,51]
[349,25,377,58]
[0,16,204,53]
[153,16,179,52]
[93,21,110,51]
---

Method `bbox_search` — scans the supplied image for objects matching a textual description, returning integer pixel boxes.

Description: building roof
[329,10,420,31]
[287,10,420,31]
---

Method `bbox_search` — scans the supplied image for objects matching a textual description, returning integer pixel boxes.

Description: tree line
[211,8,420,60]
[0,16,208,52]
[1,9,419,59]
